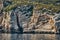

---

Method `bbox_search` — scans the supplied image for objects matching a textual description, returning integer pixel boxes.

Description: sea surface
[0,33,60,40]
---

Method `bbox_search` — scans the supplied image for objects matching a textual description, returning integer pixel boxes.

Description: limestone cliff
[0,0,60,33]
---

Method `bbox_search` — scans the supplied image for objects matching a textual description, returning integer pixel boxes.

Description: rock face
[24,8,57,32]
[0,0,60,33]
[0,12,11,32]
[0,0,3,12]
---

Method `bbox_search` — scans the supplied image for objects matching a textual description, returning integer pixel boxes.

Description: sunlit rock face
[0,12,11,32]
[25,8,57,32]
[9,5,57,32]
[0,0,60,33]
[0,4,57,33]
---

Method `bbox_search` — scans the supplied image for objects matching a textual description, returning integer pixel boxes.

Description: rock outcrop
[0,0,60,33]
[0,12,11,32]
[0,0,3,12]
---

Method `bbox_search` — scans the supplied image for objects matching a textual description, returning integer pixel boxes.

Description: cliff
[0,0,60,33]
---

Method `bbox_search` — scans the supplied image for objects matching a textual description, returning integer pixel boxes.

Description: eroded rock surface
[0,0,60,33]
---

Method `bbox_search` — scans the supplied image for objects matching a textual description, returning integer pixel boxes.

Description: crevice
[16,13,23,33]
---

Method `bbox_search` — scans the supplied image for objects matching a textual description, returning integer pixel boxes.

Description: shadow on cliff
[16,13,23,34]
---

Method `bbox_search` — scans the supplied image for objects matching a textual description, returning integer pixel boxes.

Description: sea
[0,33,60,40]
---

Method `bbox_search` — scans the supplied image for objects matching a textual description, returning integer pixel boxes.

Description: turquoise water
[0,34,60,40]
